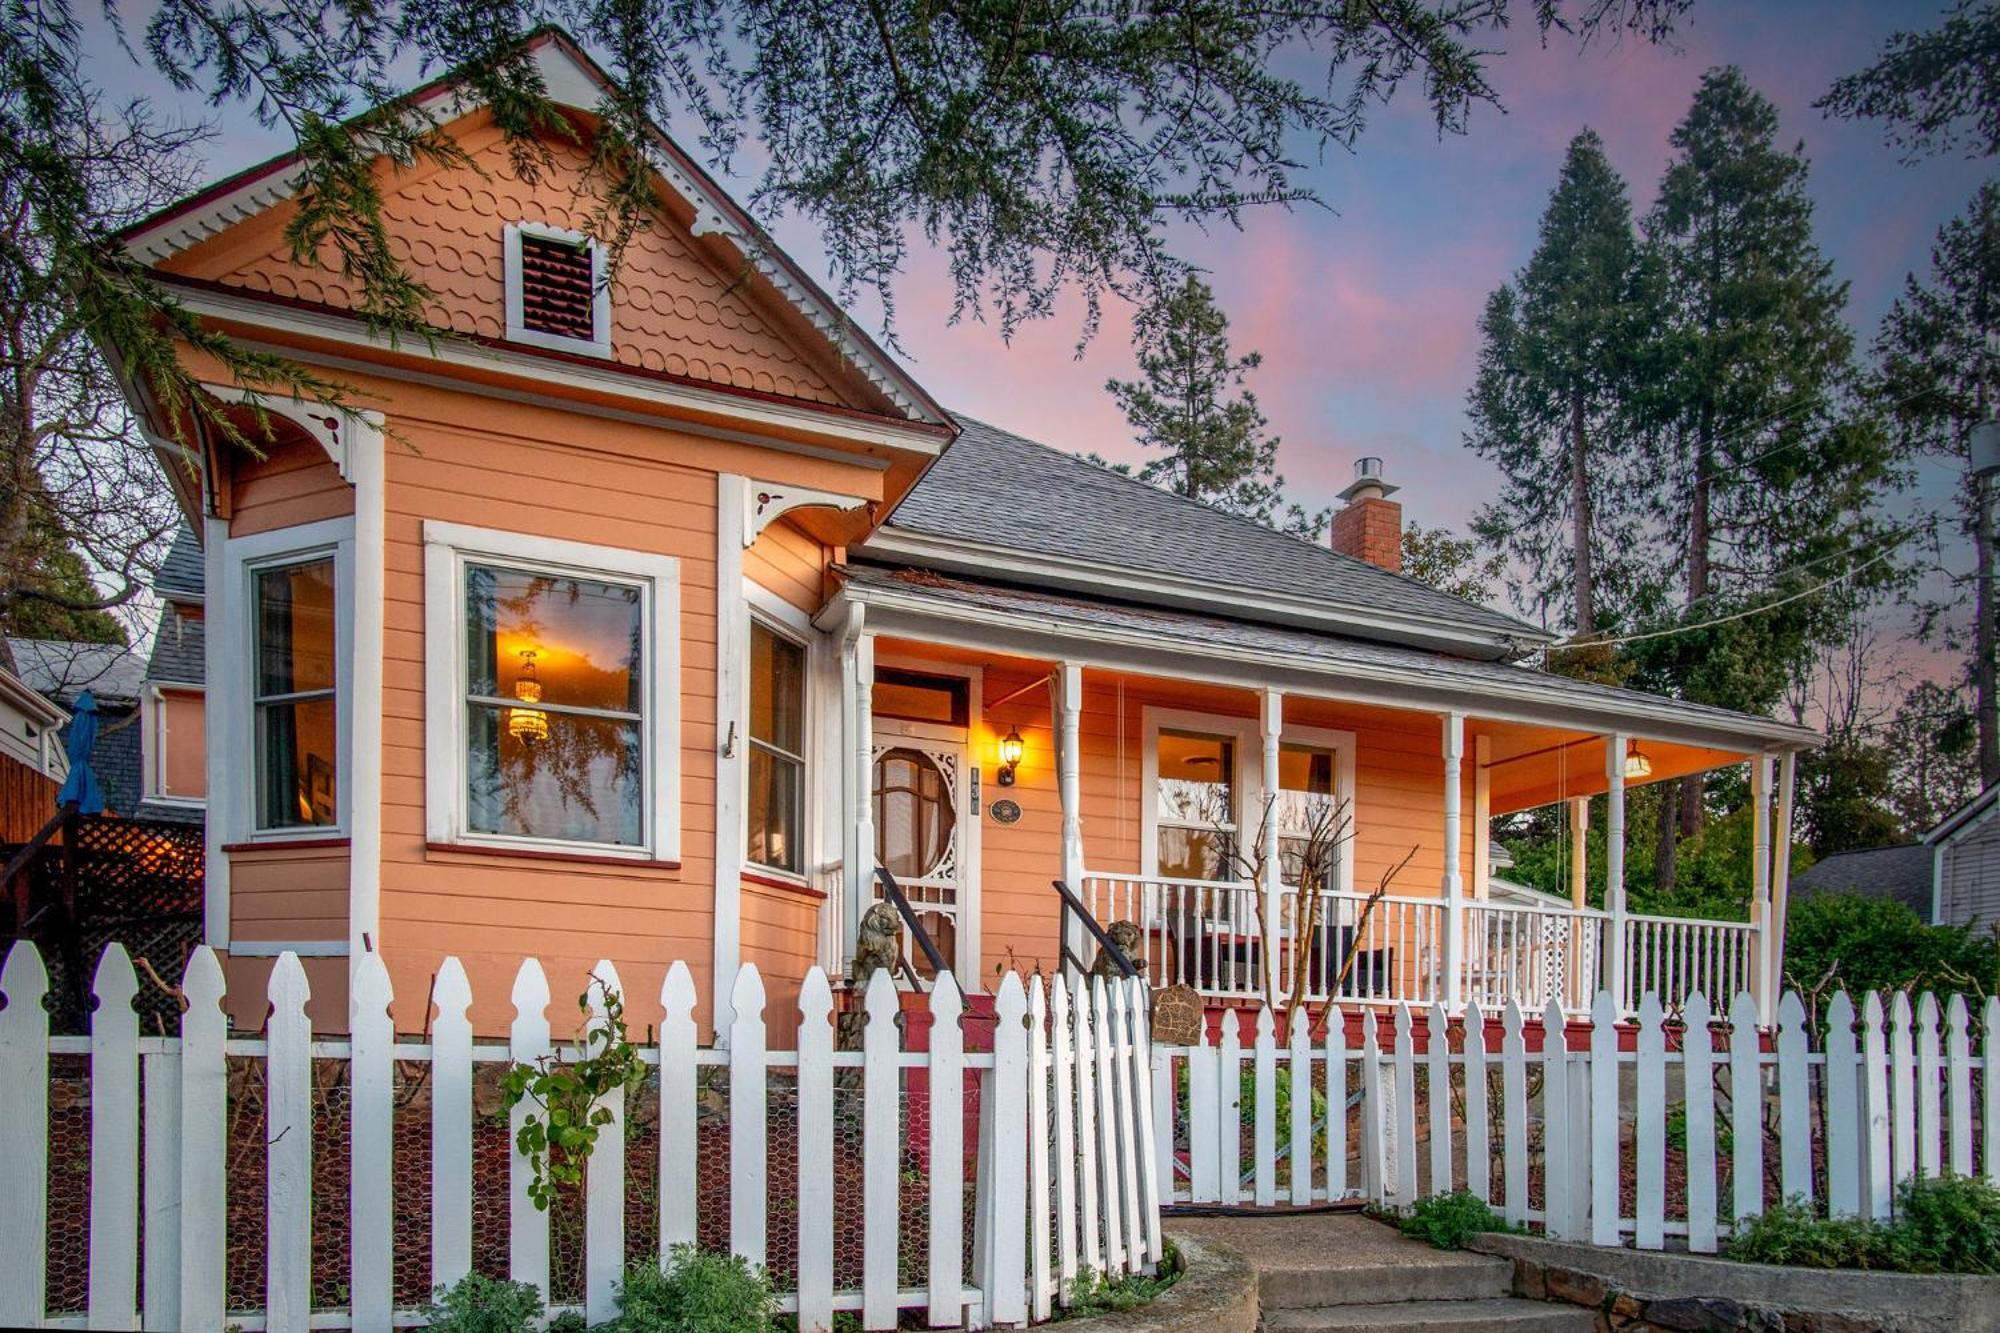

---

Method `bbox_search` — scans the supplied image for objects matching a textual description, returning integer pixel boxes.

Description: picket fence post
[585,960,628,1325]
[797,968,835,1333]
[1824,991,1859,1220]
[1984,997,2000,1186]
[1948,994,1975,1178]
[1426,1002,1452,1198]
[1635,993,1666,1251]
[89,944,141,1332]
[1049,976,1081,1294]
[142,1036,182,1332]
[1683,992,1719,1253]
[1588,990,1620,1247]
[1212,1003,1238,1211]
[1463,999,1490,1205]
[352,950,396,1333]
[659,961,700,1256]
[1028,978,1055,1323]
[984,972,1030,1326]
[266,953,314,1333]
[509,958,553,1300]
[1391,1004,1417,1207]
[1917,993,1943,1179]
[1776,991,1811,1205]
[1252,1003,1277,1207]
[1325,1004,1350,1204]
[180,945,229,1333]
[1862,992,1894,1219]
[1127,978,1165,1263]
[730,964,770,1270]
[1360,1011,1385,1203]
[432,958,475,1291]
[1500,1002,1527,1227]
[861,968,899,1330]
[0,941,49,1330]
[1729,992,1765,1226]
[1185,1003,1216,1204]
[1092,978,1128,1273]
[1540,998,1573,1241]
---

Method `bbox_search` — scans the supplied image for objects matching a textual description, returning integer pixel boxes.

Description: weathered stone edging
[1048,1232,1258,1333]
[1466,1231,2000,1332]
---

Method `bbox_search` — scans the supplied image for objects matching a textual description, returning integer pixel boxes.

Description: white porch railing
[1080,873,1756,1018]
[1625,913,1757,1011]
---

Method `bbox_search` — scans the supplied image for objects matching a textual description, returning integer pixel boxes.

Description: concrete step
[1256,1250,1513,1310]
[1262,1297,1600,1333]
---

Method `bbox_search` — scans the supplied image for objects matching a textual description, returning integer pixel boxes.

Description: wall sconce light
[508,648,550,744]
[997,726,1025,786]
[1623,740,1652,781]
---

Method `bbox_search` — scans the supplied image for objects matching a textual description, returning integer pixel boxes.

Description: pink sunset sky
[87,3,1981,665]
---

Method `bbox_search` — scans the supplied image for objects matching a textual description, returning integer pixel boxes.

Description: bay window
[747,619,805,874]
[425,522,680,860]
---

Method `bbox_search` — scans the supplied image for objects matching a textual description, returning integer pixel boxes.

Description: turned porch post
[1750,752,1775,1024]
[1261,688,1284,1005]
[1441,711,1466,1012]
[1771,750,1797,1009]
[1604,734,1628,1012]
[1057,662,1086,966]
[840,608,874,965]
[1472,734,1492,900]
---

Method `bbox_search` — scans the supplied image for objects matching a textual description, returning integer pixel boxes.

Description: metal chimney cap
[1338,455,1400,503]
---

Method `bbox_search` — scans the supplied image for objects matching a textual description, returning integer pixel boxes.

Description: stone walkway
[1167,1213,1593,1333]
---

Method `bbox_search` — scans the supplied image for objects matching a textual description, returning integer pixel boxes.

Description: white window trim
[423,520,681,862]
[220,517,356,845]
[1140,705,1356,895]
[504,222,611,358]
[745,580,815,885]
[142,682,207,807]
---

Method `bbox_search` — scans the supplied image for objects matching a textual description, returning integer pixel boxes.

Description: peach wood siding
[229,843,350,943]
[227,426,353,537]
[740,878,821,1045]
[744,518,828,613]
[164,110,870,414]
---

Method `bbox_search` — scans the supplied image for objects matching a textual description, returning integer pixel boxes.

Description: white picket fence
[0,942,1163,1332]
[1151,987,2000,1250]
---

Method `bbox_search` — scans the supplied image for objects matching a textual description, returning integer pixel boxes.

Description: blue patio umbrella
[55,689,105,815]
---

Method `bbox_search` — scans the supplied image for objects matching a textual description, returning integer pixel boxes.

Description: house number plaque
[989,798,1022,825]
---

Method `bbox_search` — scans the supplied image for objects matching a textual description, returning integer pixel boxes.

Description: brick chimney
[1329,457,1402,572]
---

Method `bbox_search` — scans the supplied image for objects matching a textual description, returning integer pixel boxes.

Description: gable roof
[155,526,204,605]
[1792,843,1936,919]
[1927,784,2000,846]
[861,415,1550,658]
[6,638,146,708]
[119,29,950,432]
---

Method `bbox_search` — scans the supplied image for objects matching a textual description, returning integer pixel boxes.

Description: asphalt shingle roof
[6,637,146,706]
[1791,843,1936,920]
[155,526,204,603]
[878,416,1540,643]
[146,604,205,685]
[837,564,1816,747]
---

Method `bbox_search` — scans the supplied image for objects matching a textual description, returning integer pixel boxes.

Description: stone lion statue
[1091,920,1145,980]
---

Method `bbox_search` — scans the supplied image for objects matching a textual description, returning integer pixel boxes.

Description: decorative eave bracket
[200,382,368,481]
[743,481,869,548]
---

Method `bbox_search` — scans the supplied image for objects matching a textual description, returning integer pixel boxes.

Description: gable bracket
[744,481,869,547]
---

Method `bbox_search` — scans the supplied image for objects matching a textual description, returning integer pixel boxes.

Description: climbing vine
[500,980,648,1211]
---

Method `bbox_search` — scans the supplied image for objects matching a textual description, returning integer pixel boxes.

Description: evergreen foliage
[1401,522,1506,606]
[1784,893,1998,998]
[1466,129,1653,635]
[1820,0,2000,161]
[1105,274,1323,535]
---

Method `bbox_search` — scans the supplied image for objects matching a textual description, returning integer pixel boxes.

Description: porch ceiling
[1478,725,1750,817]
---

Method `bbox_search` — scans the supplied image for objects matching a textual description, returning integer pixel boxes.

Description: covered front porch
[823,567,1808,1026]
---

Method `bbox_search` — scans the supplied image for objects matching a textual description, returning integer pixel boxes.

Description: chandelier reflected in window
[507,648,549,744]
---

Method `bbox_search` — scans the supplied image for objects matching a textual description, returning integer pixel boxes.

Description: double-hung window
[426,523,680,860]
[1155,728,1237,880]
[252,554,341,831]
[747,620,806,874]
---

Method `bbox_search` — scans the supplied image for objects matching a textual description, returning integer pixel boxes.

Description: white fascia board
[860,525,1555,658]
[840,582,1819,755]
[169,284,944,458]
[0,668,68,730]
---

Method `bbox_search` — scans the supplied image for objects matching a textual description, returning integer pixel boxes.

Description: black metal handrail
[872,866,949,983]
[1051,878,1138,980]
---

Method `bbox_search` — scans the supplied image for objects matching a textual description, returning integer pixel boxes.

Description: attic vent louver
[504,222,609,357]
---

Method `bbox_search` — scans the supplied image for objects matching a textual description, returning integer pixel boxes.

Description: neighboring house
[1929,787,2000,932]
[1791,842,1938,922]
[0,641,69,842]
[107,29,1817,1035]
[138,526,208,824]
[5,637,146,818]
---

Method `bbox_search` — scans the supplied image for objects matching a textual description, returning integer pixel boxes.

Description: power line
[1544,543,1905,655]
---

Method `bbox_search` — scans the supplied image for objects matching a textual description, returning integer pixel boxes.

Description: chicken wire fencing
[2,942,1163,1331]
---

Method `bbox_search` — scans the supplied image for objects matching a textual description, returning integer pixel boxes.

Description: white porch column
[1441,712,1466,1012]
[1056,663,1086,968]
[839,606,873,967]
[1261,689,1283,1005]
[1771,751,1797,1006]
[1569,796,1590,911]
[1750,752,1775,1024]
[1472,734,1492,900]
[1604,735,1628,1013]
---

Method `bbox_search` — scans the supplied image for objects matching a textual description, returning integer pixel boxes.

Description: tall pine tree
[1637,67,1893,880]
[1466,129,1654,636]
[1106,274,1324,533]
[1874,181,2000,788]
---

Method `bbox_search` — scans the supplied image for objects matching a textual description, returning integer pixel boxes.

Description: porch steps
[1168,1215,1594,1333]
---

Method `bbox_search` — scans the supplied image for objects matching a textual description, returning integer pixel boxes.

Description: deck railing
[1079,872,1758,1017]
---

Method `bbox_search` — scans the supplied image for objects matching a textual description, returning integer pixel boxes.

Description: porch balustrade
[1078,872,1755,1017]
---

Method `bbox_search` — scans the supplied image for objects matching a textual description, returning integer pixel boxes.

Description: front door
[872,723,972,980]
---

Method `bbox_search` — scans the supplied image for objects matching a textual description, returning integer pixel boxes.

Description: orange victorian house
[116,31,1814,1040]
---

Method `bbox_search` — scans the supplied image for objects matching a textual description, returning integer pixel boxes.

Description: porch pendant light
[508,648,550,744]
[1623,740,1652,781]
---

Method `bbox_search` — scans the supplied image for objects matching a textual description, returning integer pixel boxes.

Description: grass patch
[1057,1242,1185,1320]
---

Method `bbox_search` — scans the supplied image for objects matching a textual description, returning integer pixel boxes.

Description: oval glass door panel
[873,744,960,977]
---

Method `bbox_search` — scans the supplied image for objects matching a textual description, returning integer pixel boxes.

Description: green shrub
[1783,893,1999,998]
[1058,1243,1183,1320]
[601,1246,776,1332]
[1725,1176,2000,1274]
[420,1274,547,1333]
[1396,1191,1515,1250]
[1878,1174,2000,1275]
[1723,1201,1883,1270]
